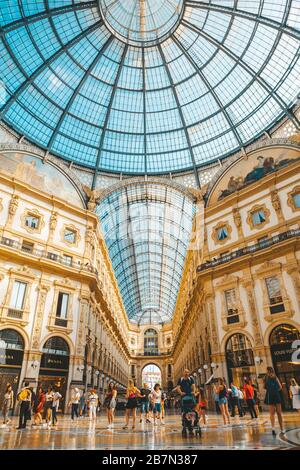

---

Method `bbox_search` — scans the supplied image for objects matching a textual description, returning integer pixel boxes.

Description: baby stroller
[181,395,201,438]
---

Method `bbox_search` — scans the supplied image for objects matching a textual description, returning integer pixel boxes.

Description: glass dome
[0,0,299,175]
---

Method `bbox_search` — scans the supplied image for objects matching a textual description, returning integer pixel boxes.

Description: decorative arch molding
[221,328,255,353]
[205,138,300,206]
[0,143,86,207]
[40,332,74,357]
[263,319,300,348]
[0,325,29,351]
[94,177,197,203]
[141,361,162,374]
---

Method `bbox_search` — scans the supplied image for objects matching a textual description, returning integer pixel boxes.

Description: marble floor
[1,411,300,450]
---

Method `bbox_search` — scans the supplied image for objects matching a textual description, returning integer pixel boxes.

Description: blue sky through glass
[0,0,299,175]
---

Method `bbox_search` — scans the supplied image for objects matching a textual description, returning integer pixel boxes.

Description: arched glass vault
[96,182,195,324]
[0,0,299,183]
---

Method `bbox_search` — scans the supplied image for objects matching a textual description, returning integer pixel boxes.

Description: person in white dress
[289,378,300,414]
[88,389,99,420]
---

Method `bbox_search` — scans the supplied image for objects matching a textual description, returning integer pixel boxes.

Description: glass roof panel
[0,0,299,175]
[96,183,195,324]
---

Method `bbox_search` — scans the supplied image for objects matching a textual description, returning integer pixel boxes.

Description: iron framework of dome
[0,0,300,182]
[96,182,195,325]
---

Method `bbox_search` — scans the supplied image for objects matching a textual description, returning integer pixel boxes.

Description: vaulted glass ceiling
[96,183,195,324]
[0,1,299,177]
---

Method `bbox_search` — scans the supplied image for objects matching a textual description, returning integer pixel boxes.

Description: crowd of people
[1,367,300,438]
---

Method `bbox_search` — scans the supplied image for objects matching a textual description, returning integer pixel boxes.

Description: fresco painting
[213,147,300,202]
[0,152,82,207]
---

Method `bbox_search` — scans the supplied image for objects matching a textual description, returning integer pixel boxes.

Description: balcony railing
[197,229,300,272]
[7,308,23,319]
[55,317,68,327]
[0,236,98,275]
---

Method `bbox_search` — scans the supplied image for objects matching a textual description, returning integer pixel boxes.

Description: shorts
[219,397,227,405]
[154,403,161,413]
[126,398,138,409]
[140,402,150,413]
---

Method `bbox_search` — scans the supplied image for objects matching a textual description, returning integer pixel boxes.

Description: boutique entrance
[38,336,70,411]
[225,333,256,386]
[270,323,300,410]
[0,329,24,412]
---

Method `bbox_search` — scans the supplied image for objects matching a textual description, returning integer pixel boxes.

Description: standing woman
[151,384,164,426]
[105,382,117,428]
[264,367,285,436]
[123,380,141,430]
[2,383,14,426]
[213,379,230,426]
[289,378,300,415]
[33,387,45,426]
[44,386,54,429]
[88,389,99,421]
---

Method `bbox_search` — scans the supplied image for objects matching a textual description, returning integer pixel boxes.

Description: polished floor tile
[1,411,300,450]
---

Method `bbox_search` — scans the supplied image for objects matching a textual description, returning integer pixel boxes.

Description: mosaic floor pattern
[0,412,300,450]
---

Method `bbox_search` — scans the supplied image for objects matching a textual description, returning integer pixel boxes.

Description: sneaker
[272,429,276,436]
[146,419,151,424]
[140,419,142,423]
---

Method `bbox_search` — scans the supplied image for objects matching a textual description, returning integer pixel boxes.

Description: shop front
[270,323,300,410]
[0,329,24,412]
[225,333,256,386]
[38,336,70,412]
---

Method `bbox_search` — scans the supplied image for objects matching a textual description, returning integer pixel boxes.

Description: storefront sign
[271,342,294,362]
[41,353,69,370]
[0,348,23,366]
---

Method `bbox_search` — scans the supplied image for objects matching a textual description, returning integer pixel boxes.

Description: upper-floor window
[56,292,69,319]
[265,276,285,314]
[25,214,40,230]
[217,225,228,241]
[144,328,158,356]
[265,276,282,305]
[10,281,27,310]
[252,209,266,226]
[293,193,300,209]
[64,228,76,244]
[224,288,239,324]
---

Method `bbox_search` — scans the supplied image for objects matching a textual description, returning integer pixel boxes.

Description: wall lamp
[203,364,208,370]
[211,362,219,369]
[254,356,263,364]
[31,360,39,369]
[77,365,84,373]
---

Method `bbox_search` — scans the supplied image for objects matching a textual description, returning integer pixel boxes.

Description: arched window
[226,333,254,368]
[270,324,299,346]
[144,329,158,356]
[0,329,24,350]
[42,336,69,356]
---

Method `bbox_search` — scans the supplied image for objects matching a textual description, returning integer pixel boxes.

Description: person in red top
[243,379,258,419]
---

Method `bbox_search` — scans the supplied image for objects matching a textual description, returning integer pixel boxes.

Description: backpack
[17,389,30,401]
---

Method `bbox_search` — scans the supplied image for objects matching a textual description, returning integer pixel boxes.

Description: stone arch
[221,328,255,353]
[40,332,74,357]
[264,319,300,347]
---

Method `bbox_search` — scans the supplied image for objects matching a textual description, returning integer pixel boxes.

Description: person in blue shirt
[176,369,196,401]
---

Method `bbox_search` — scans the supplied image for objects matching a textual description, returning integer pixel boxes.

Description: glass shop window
[56,292,69,319]
[217,225,228,241]
[64,228,76,244]
[252,209,266,226]
[25,214,40,229]
[10,281,27,310]
[293,193,300,208]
